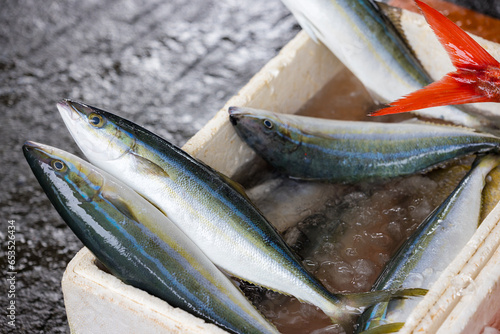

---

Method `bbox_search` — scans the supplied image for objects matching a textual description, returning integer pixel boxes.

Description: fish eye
[88,113,105,127]
[263,119,273,129]
[51,160,66,172]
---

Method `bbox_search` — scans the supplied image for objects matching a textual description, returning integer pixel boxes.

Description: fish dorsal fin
[399,117,478,130]
[415,0,500,70]
[378,2,426,69]
[378,3,412,52]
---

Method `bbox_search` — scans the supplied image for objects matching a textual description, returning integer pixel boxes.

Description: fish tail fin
[414,0,499,70]
[370,0,500,117]
[328,289,425,332]
[338,288,427,313]
[357,322,405,334]
[323,289,425,332]
[369,73,492,116]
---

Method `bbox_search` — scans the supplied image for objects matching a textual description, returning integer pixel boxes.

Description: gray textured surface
[0,1,298,332]
[0,0,498,333]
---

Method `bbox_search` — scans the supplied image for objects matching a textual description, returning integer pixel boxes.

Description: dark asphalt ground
[1,1,499,333]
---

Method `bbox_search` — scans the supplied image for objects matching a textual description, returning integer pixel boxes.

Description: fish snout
[22,141,60,173]
[23,140,41,153]
[57,99,82,121]
[228,106,241,126]
[22,141,54,158]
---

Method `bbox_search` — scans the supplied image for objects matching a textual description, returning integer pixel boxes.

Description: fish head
[57,99,137,163]
[23,141,105,205]
[228,106,293,152]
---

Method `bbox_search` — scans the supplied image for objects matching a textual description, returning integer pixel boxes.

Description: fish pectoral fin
[105,193,139,221]
[104,190,170,220]
[131,152,171,180]
[358,322,405,334]
[339,288,427,313]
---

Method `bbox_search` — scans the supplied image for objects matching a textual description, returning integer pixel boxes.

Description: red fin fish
[370,0,500,117]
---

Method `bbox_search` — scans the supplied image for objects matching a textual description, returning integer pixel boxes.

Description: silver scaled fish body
[23,141,279,334]
[229,106,500,183]
[356,154,500,333]
[57,99,424,323]
[279,0,499,131]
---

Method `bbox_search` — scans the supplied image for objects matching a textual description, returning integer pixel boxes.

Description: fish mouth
[228,106,243,125]
[57,99,83,121]
[23,141,41,162]
[23,140,53,156]
[23,140,41,151]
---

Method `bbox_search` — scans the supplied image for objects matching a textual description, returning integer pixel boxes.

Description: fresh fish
[279,0,497,131]
[480,165,500,222]
[56,99,425,326]
[371,0,500,117]
[246,175,333,233]
[23,141,279,334]
[228,106,500,183]
[356,154,500,333]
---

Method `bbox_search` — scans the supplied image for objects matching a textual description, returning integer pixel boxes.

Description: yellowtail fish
[481,166,500,222]
[356,154,500,333]
[23,141,279,334]
[56,99,425,328]
[229,106,500,183]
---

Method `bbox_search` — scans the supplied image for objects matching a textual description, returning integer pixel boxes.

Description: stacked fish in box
[24,0,500,333]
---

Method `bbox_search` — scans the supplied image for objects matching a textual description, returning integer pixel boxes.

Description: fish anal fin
[415,0,500,70]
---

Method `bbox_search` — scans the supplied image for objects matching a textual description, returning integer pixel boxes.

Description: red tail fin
[415,0,498,70]
[370,0,500,117]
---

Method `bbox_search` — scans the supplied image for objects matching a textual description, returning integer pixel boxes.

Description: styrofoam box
[63,10,500,333]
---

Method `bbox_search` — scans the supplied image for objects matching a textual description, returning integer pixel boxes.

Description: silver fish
[229,106,500,182]
[57,99,424,326]
[356,154,500,332]
[23,141,279,334]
